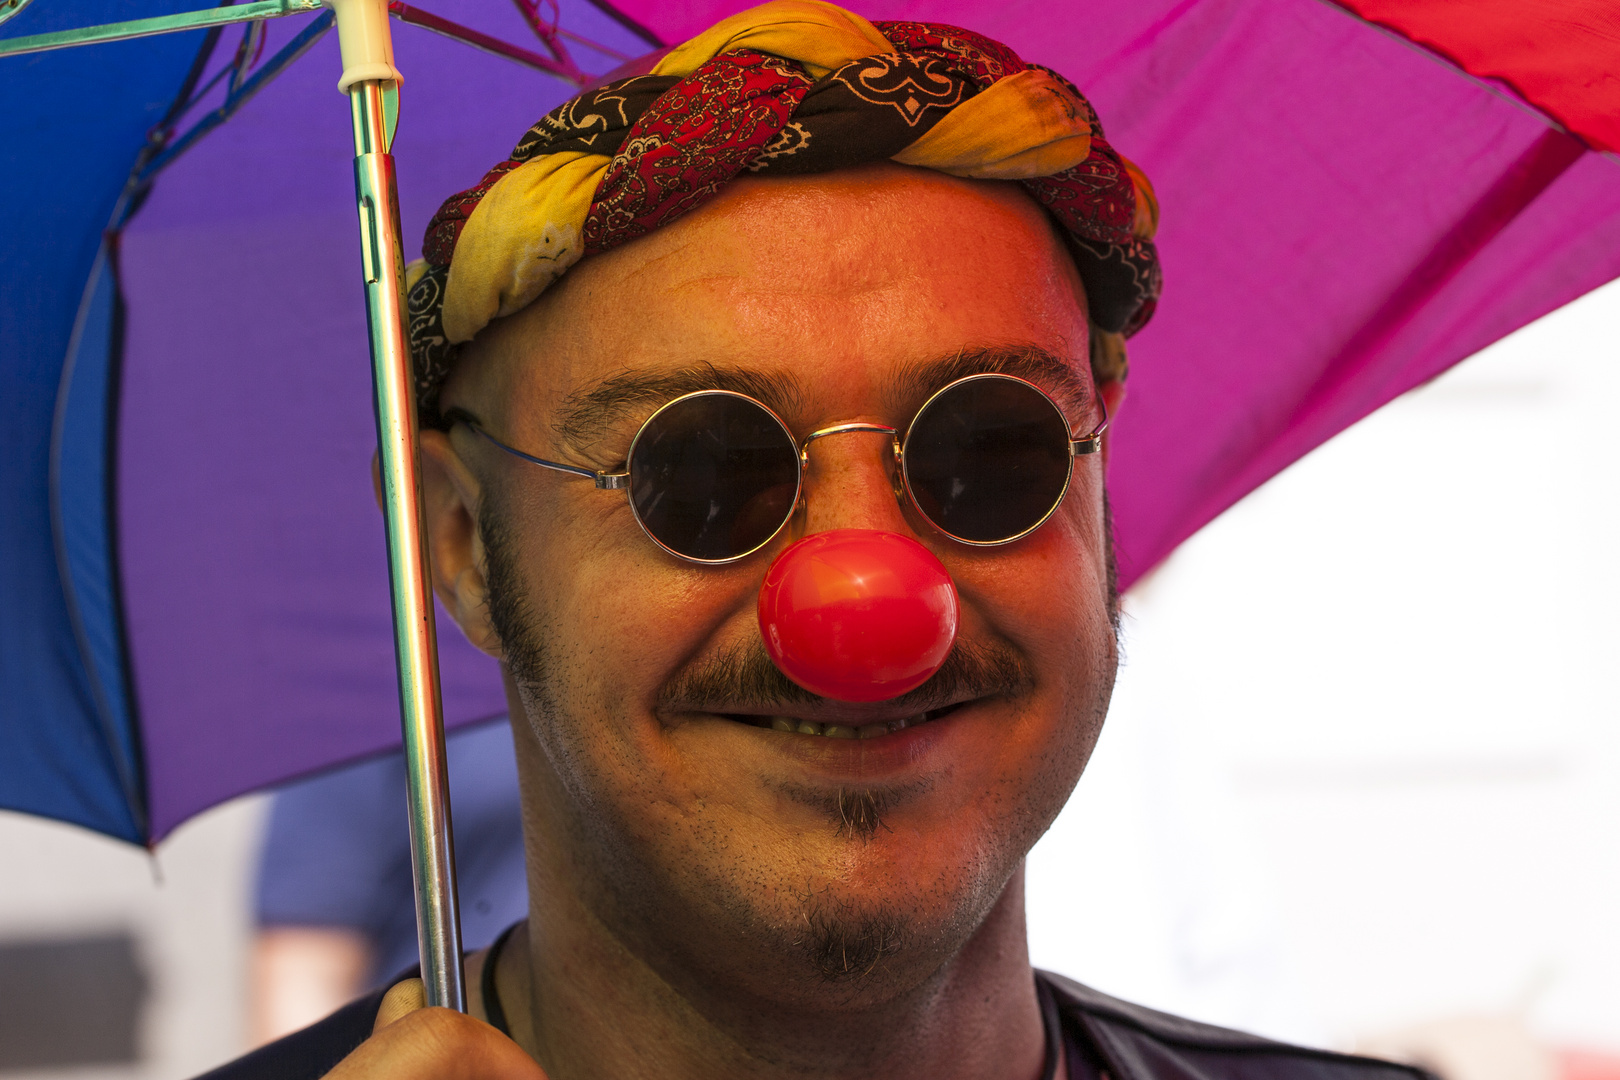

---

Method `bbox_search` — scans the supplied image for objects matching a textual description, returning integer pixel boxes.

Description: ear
[1097,378,1126,466]
[411,430,502,658]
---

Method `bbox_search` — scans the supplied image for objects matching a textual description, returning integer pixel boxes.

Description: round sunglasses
[461,373,1107,564]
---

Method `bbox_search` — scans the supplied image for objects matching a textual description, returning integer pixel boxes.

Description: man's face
[429,163,1117,1008]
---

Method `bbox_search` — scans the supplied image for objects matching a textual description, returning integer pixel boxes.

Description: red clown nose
[757,529,960,703]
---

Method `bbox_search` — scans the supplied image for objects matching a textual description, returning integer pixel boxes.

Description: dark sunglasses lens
[904,378,1073,543]
[628,394,800,561]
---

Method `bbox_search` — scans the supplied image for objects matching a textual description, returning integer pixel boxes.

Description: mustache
[657,634,1038,714]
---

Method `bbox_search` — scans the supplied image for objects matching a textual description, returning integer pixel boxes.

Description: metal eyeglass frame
[459,372,1109,564]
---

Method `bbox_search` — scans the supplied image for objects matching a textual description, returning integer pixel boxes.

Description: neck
[494,872,1046,1080]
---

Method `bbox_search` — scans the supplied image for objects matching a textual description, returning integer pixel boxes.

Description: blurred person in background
[249,718,527,1044]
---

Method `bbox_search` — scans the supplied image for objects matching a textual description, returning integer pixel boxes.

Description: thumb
[374,978,428,1033]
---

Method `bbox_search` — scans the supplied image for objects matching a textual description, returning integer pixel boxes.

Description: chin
[623,805,1031,1012]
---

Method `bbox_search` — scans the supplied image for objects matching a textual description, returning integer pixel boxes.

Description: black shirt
[198,964,1428,1080]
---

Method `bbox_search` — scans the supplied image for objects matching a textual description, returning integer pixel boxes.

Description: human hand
[322,979,547,1080]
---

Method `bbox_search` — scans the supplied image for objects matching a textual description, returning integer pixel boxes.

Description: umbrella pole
[339,0,466,1012]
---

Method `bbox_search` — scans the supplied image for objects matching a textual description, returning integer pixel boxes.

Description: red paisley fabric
[584,51,814,252]
[406,16,1161,425]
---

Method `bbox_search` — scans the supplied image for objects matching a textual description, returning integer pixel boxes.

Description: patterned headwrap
[407,0,1161,427]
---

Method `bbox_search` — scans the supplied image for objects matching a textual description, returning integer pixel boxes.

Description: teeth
[755,710,951,738]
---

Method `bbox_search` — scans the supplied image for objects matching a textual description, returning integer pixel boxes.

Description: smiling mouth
[717,702,968,740]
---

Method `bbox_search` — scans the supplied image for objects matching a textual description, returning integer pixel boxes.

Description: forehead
[449,163,1090,428]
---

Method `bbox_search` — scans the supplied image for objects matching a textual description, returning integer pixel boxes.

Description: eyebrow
[552,344,1093,454]
[888,345,1094,416]
[555,363,807,453]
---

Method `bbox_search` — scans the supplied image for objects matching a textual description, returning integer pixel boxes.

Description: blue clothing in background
[255,718,528,985]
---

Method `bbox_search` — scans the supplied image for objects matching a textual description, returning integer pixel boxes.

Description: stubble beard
[482,500,923,986]
[478,495,1117,994]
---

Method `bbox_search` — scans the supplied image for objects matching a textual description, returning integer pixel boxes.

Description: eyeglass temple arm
[464,421,630,490]
[1071,391,1111,457]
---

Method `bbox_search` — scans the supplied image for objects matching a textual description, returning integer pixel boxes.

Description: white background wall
[3,279,1617,1076]
[1029,277,1620,1056]
[0,799,264,1080]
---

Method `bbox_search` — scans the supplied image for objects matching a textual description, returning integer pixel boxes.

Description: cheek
[937,475,1115,770]
[507,476,761,729]
[946,479,1111,653]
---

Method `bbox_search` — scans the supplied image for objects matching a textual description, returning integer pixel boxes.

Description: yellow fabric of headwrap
[654,0,894,80]
[894,68,1094,180]
[411,0,1162,415]
[438,0,1110,346]
[444,153,607,344]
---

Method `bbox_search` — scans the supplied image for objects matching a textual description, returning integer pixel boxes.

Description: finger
[328,1007,547,1080]
[373,978,427,1032]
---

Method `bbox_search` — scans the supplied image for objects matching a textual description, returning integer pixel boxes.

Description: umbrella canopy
[3,0,1618,845]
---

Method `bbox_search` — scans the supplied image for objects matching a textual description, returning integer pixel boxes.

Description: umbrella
[4,0,1617,1011]
[1,0,659,1008]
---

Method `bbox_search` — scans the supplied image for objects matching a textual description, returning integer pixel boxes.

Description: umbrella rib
[577,0,663,49]
[388,2,583,85]
[0,0,322,59]
[509,0,582,79]
[554,25,631,63]
[0,0,641,96]
[133,10,336,189]
[1309,0,1588,150]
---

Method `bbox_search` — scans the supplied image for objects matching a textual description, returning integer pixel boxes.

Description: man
[205,4,1423,1077]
